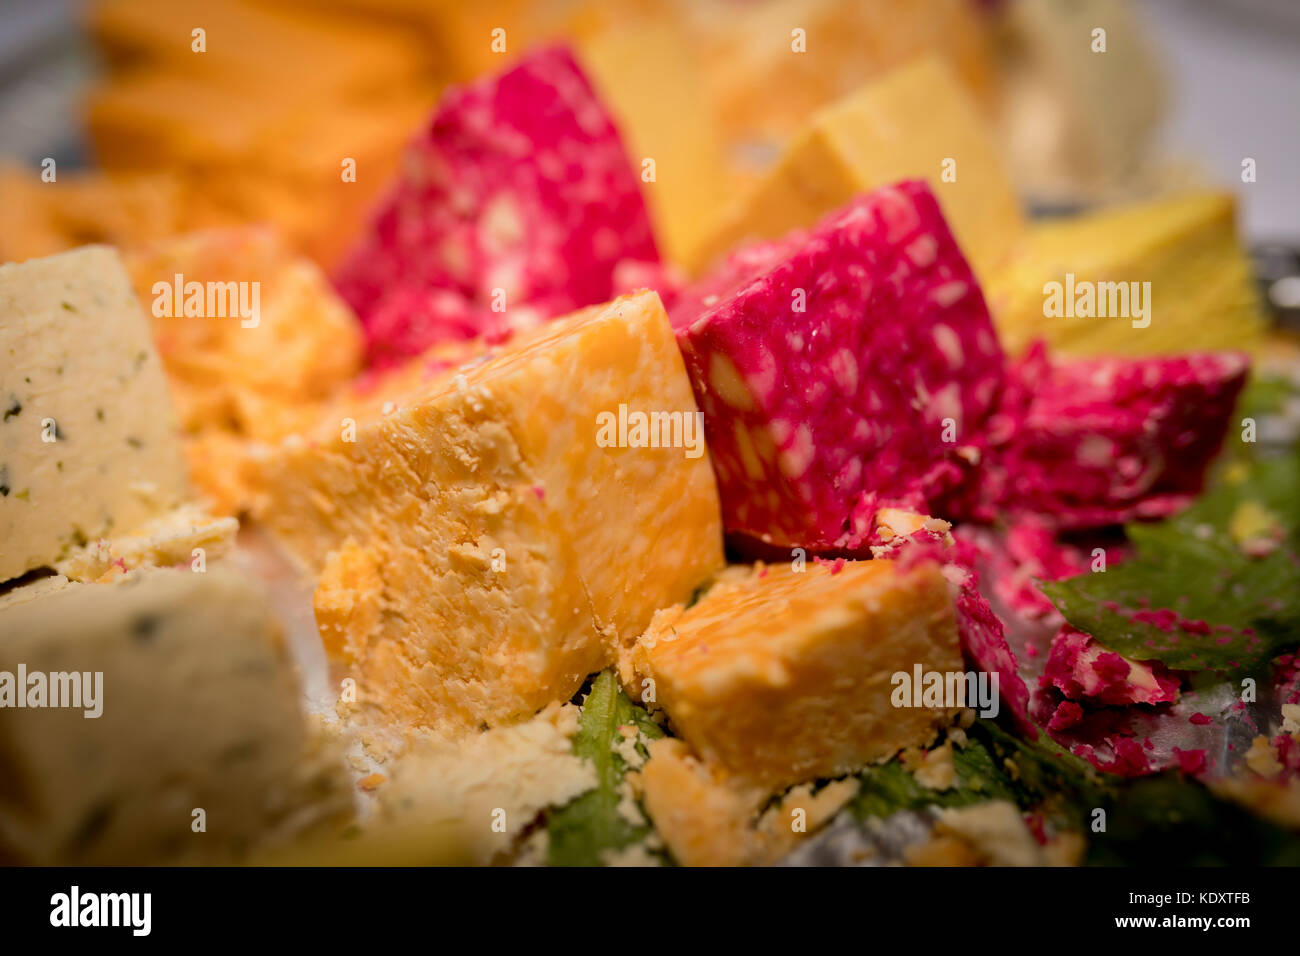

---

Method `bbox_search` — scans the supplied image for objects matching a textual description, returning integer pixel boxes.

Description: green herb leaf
[1042,451,1300,672]
[851,729,1027,822]
[545,671,661,866]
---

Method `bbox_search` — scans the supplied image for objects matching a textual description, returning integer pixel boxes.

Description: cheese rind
[672,181,1004,553]
[693,57,1024,279]
[252,291,723,734]
[987,191,1267,357]
[0,568,350,864]
[0,246,189,582]
[632,559,963,792]
[332,45,659,366]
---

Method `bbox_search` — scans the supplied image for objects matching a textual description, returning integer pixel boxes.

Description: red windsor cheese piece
[333,44,659,367]
[970,344,1249,529]
[670,180,1005,553]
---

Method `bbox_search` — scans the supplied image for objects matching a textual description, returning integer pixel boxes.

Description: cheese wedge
[251,290,724,734]
[629,559,963,791]
[0,568,350,864]
[692,56,1024,279]
[986,191,1267,356]
[0,247,190,583]
[684,0,996,162]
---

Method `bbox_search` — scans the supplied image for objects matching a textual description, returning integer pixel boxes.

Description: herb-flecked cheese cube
[0,568,350,864]
[0,246,189,583]
[630,559,963,791]
[332,45,659,366]
[251,290,723,735]
[671,181,1004,554]
[694,57,1024,279]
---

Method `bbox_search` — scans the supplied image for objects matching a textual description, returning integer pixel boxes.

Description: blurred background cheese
[994,0,1166,206]
[691,56,1025,279]
[121,227,364,515]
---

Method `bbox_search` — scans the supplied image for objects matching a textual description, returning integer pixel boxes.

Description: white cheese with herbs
[0,246,189,582]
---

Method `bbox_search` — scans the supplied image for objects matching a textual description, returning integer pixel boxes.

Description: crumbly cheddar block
[0,247,189,582]
[693,57,1024,279]
[986,191,1267,356]
[972,345,1248,529]
[122,227,364,514]
[252,291,723,734]
[631,560,963,792]
[671,181,1004,553]
[0,568,351,864]
[637,736,858,866]
[332,45,659,366]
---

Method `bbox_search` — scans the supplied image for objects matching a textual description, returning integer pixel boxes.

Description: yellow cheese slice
[578,18,728,268]
[684,0,996,165]
[987,191,1267,356]
[631,559,963,792]
[252,290,724,735]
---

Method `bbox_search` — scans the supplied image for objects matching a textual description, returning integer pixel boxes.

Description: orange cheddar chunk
[631,559,962,791]
[122,227,364,515]
[251,290,724,735]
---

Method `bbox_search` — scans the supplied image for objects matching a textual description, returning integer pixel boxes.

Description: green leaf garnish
[1042,449,1300,673]
[545,671,663,866]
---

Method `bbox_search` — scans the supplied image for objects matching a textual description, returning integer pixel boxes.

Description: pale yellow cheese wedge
[579,18,728,268]
[0,246,190,582]
[251,290,724,735]
[692,56,1025,279]
[987,191,1267,356]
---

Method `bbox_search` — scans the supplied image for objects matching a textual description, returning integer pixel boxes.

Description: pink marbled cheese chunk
[971,345,1249,529]
[1043,626,1181,708]
[670,181,1004,553]
[333,45,658,367]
